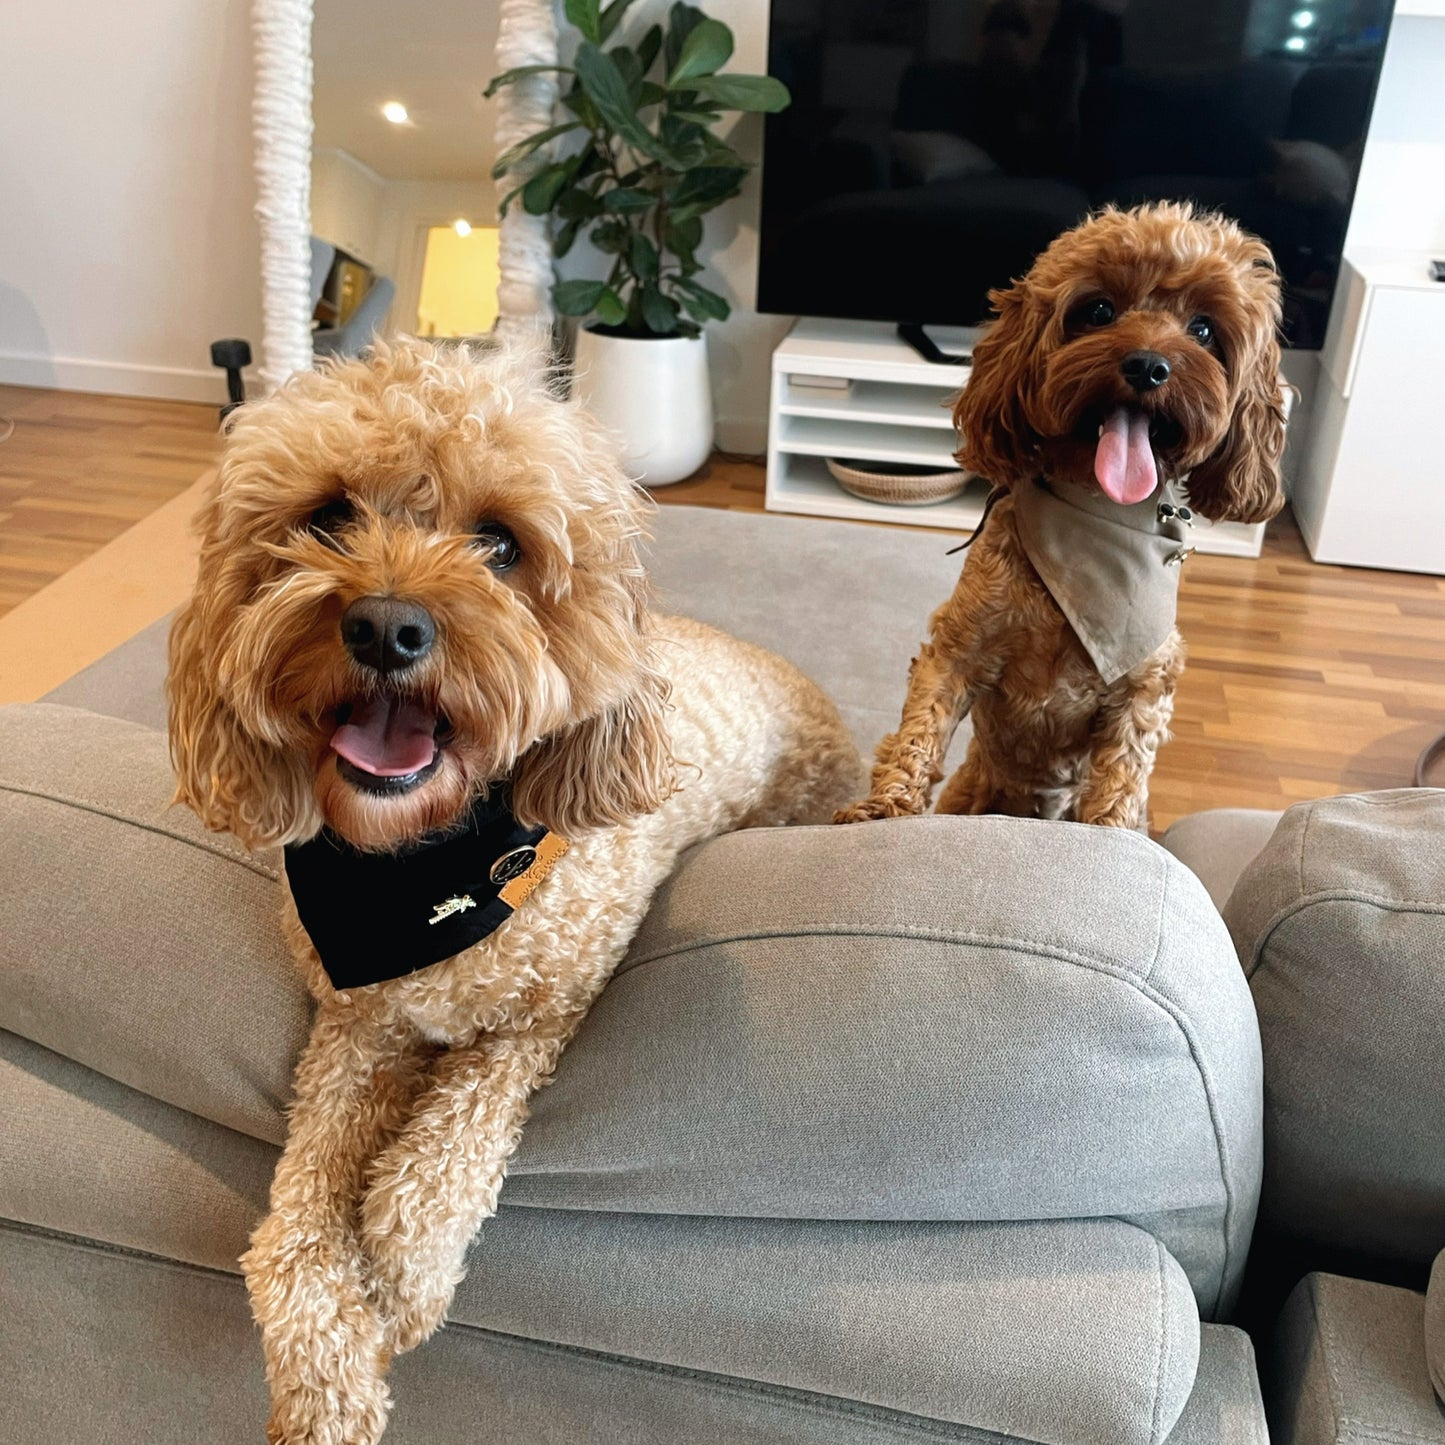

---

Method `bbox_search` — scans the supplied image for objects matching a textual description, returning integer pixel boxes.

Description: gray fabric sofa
[2,505,1441,1444]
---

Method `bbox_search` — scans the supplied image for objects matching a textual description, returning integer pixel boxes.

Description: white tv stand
[765,318,1268,558]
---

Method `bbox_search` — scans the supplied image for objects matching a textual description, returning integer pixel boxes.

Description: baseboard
[0,351,239,405]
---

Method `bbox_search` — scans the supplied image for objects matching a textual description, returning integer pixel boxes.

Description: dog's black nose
[341,596,435,673]
[1122,350,1172,392]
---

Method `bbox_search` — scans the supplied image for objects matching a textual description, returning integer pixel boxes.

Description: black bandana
[283,791,568,991]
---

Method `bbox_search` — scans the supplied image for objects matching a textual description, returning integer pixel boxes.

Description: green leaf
[574,43,679,164]
[491,121,583,179]
[664,3,707,74]
[665,215,703,264]
[673,277,730,322]
[557,185,605,222]
[668,17,733,86]
[659,115,708,168]
[595,286,628,326]
[554,219,581,258]
[630,231,660,282]
[554,278,606,315]
[561,87,602,128]
[612,46,643,104]
[666,107,723,126]
[483,64,575,100]
[591,218,631,254]
[598,0,640,42]
[522,158,580,214]
[639,81,668,107]
[601,186,654,213]
[701,135,750,170]
[686,73,791,112]
[564,0,601,45]
[636,24,664,75]
[669,165,748,208]
[641,284,680,335]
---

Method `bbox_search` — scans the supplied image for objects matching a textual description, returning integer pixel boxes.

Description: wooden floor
[0,385,221,615]
[3,385,1441,827]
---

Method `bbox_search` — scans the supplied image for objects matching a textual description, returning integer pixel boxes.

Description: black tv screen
[757,0,1395,348]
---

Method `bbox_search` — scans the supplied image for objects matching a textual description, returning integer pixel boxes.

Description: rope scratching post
[494,0,560,338]
[252,0,316,390]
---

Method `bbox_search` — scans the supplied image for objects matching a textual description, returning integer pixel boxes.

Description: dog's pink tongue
[1095,407,1159,504]
[331,697,437,777]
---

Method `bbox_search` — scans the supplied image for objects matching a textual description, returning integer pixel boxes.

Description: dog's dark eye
[307,497,354,545]
[1187,316,1215,346]
[473,522,520,571]
[1083,297,1115,327]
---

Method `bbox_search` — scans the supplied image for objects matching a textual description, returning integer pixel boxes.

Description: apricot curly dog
[839,202,1287,832]
[168,337,861,1445]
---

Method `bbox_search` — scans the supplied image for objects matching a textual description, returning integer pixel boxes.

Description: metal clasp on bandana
[428,894,477,926]
[1164,546,1196,568]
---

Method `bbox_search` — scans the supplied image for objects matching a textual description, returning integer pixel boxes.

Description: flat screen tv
[756,0,1395,349]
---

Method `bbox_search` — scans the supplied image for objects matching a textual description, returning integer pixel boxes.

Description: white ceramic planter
[572,327,714,487]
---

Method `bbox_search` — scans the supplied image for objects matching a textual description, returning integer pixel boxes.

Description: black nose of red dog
[341,596,436,673]
[1122,351,1172,392]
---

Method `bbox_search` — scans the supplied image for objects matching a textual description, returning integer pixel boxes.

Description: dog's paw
[265,1375,391,1445]
[834,795,916,824]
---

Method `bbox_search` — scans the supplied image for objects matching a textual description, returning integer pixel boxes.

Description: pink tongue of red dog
[1095,407,1159,505]
[331,698,437,777]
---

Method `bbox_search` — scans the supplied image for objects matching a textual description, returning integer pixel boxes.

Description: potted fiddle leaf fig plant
[486,0,790,484]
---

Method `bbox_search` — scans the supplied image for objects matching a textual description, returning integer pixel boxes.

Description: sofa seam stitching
[0,781,278,880]
[1244,892,1445,983]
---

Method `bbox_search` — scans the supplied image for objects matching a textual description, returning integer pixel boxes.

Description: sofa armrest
[1224,788,1445,1270]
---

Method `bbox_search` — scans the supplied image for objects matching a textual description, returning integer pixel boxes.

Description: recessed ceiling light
[382,101,409,125]
[1291,9,1315,27]
[453,218,472,237]
[1285,34,1308,50]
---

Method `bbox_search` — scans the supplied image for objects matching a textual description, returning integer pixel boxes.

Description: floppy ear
[953,282,1045,485]
[166,498,313,848]
[1186,298,1288,524]
[511,658,677,836]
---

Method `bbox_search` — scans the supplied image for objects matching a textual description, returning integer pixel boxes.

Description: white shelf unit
[766,318,1268,557]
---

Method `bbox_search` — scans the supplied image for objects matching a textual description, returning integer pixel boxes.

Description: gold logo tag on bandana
[497,832,570,910]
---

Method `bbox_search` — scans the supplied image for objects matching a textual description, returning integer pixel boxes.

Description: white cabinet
[1294,251,1445,573]
[766,318,1268,556]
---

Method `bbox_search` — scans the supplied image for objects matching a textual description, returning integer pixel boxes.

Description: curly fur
[168,336,863,1444]
[838,202,1286,831]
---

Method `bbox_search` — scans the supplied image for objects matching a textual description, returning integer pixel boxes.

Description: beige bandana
[1009,476,1194,685]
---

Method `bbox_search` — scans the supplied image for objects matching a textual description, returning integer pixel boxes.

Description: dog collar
[1010,475,1195,685]
[283,791,568,991]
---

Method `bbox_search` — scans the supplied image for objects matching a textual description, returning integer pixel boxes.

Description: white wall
[0,0,262,404]
[312,148,386,265]
[1344,15,1445,252]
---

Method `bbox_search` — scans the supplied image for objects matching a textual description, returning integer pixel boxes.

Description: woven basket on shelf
[825,456,967,506]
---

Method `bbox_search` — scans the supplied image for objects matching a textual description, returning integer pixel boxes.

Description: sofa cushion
[2,1032,1204,1445]
[1266,1272,1445,1445]
[1159,810,1283,913]
[1169,1326,1268,1445]
[1224,789,1445,1269]
[0,700,1262,1317]
[0,703,304,1144]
